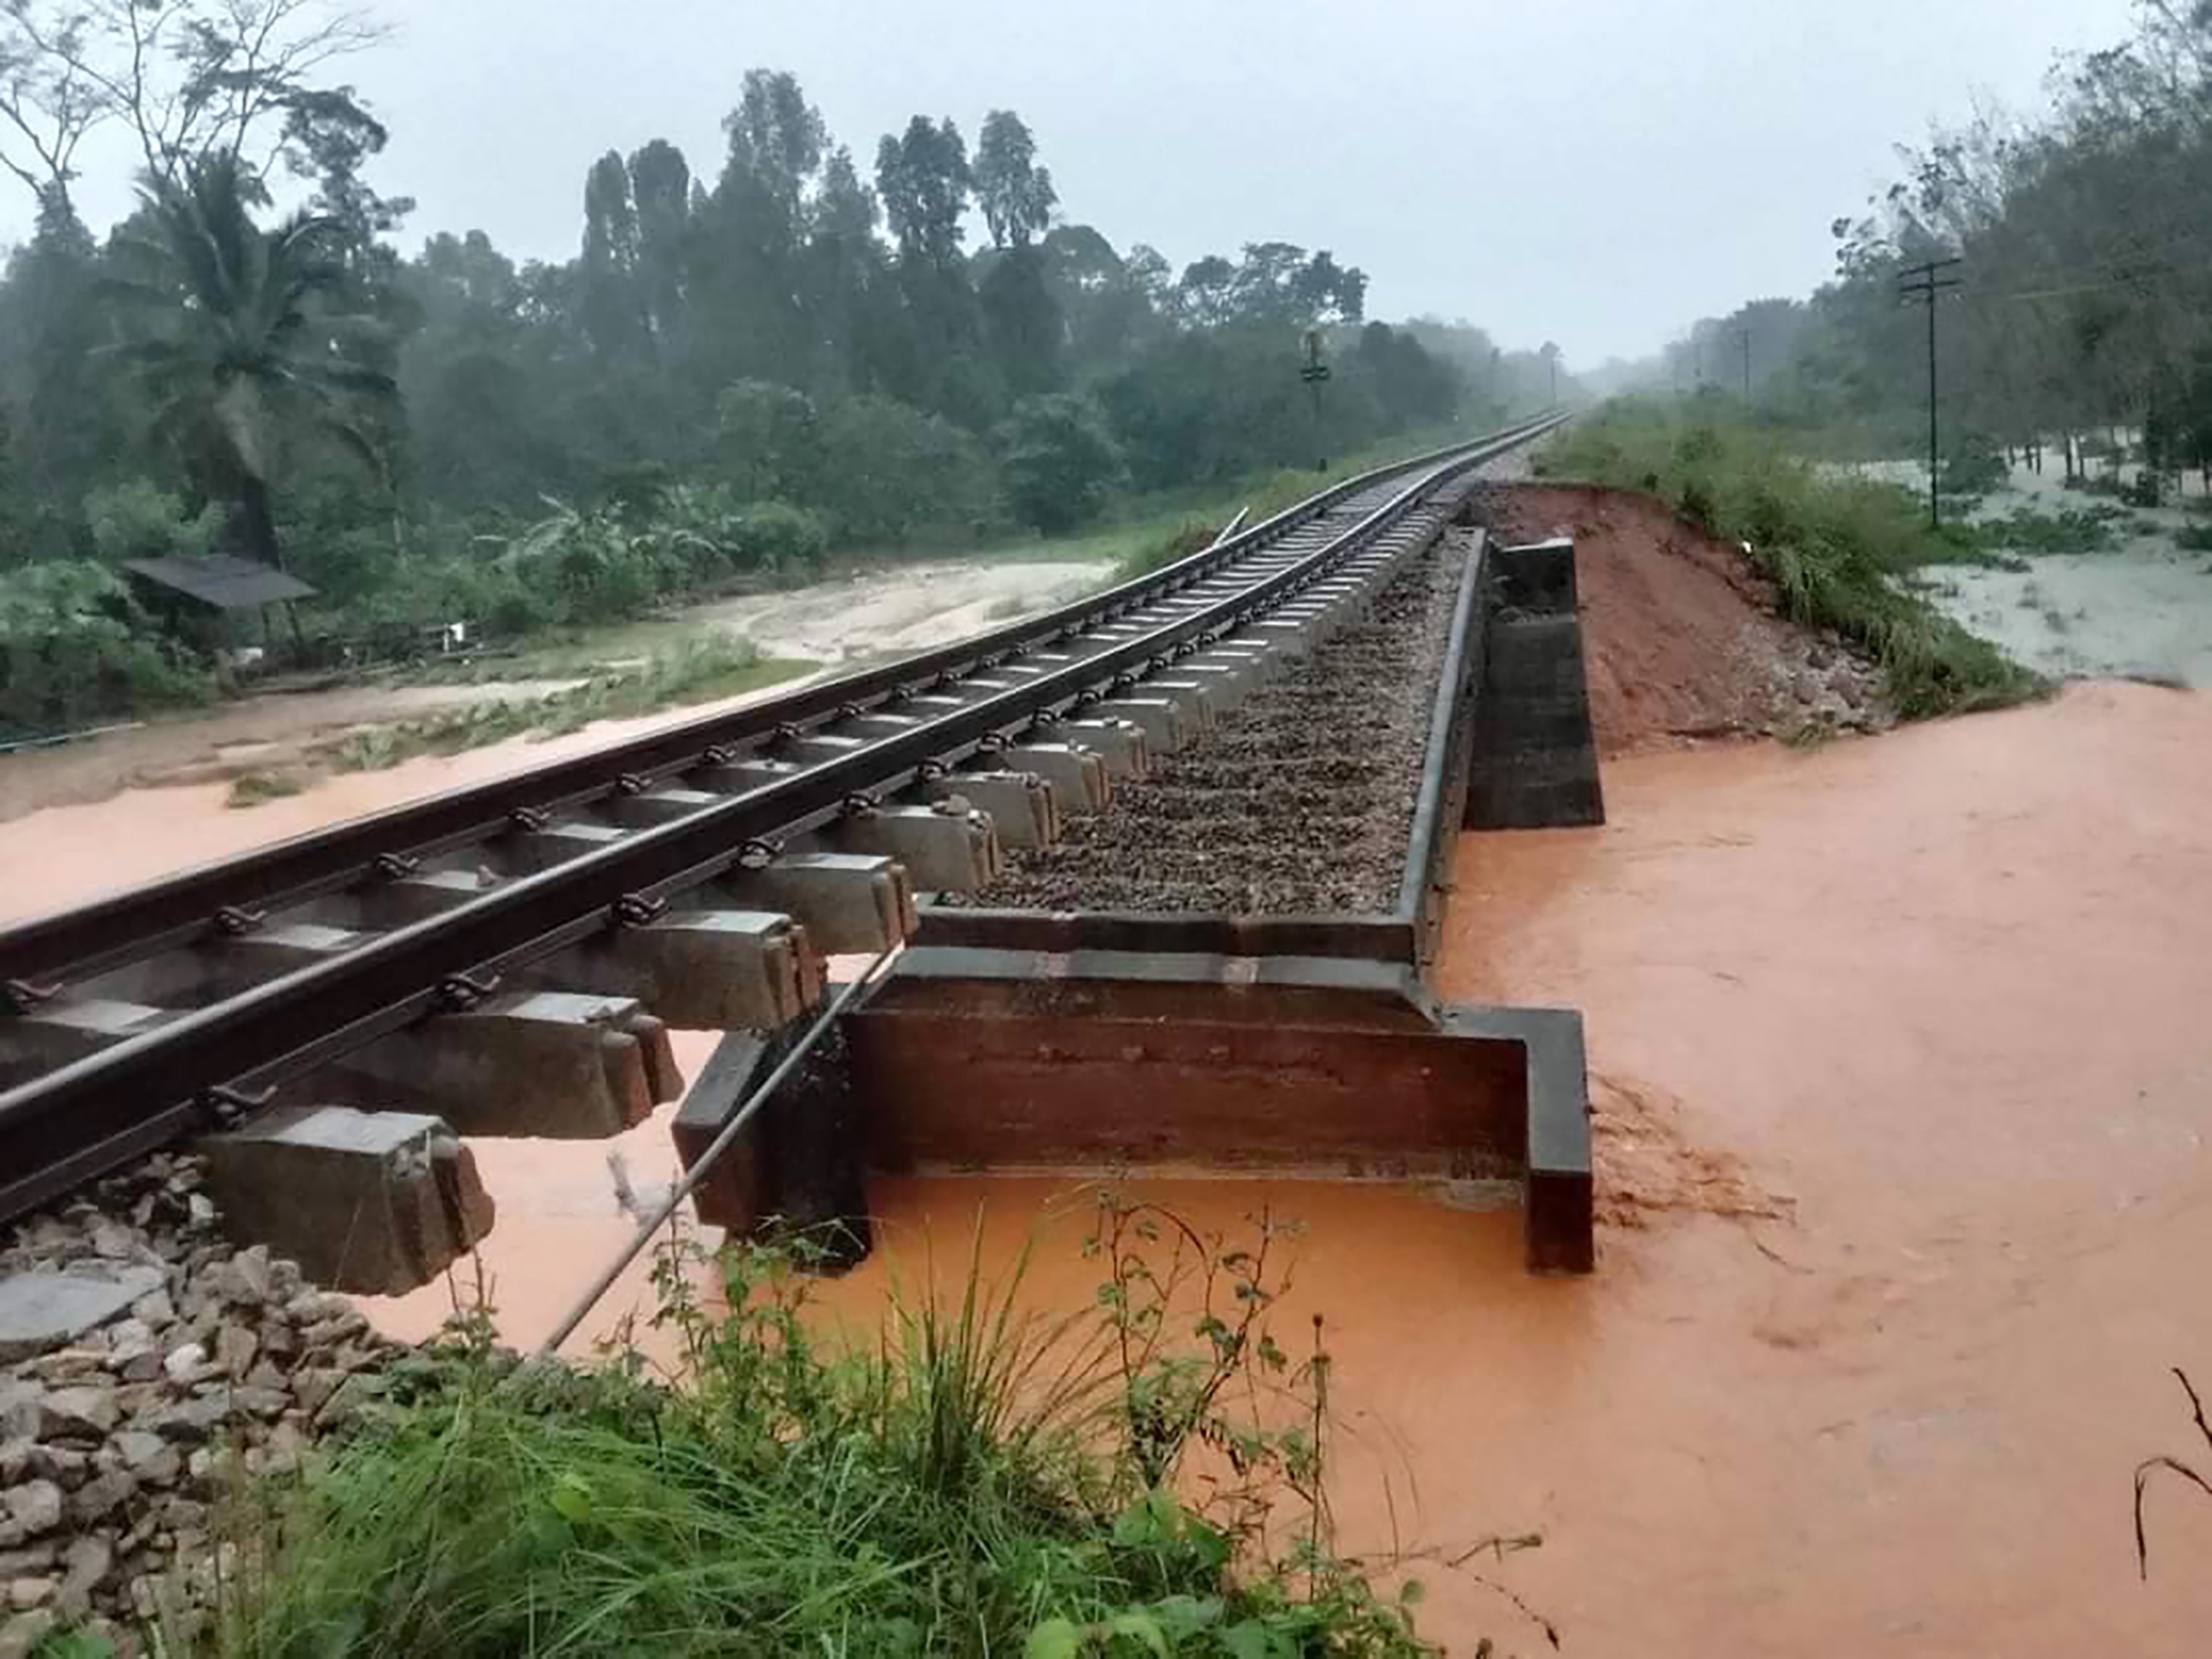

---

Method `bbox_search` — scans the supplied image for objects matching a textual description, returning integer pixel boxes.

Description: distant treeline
[1637,4,2212,485]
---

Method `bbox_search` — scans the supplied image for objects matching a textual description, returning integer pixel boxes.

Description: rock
[38,1385,119,1441]
[0,1551,52,1579]
[1,1581,49,1614]
[86,1218,138,1261]
[0,1607,55,1659]
[111,1432,180,1488]
[65,1470,134,1525]
[128,1289,176,1332]
[217,1322,260,1379]
[163,1342,211,1385]
[290,1367,343,1417]
[187,1194,217,1228]
[301,1311,368,1353]
[58,1534,112,1607]
[229,1385,290,1420]
[0,1484,60,1538]
[219,1248,274,1307]
[0,1267,165,1364]
[24,1348,107,1384]
[0,1390,32,1445]
[144,1398,229,1446]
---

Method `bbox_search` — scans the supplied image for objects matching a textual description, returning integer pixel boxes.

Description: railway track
[0,413,1565,1232]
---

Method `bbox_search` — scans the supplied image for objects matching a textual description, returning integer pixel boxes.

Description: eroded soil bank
[358,681,2212,1655]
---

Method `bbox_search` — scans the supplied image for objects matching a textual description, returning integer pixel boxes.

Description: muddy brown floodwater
[9,679,2212,1653]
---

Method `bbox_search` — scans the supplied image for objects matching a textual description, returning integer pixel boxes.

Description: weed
[2176,524,2212,553]
[2134,1367,2212,1580]
[223,769,305,808]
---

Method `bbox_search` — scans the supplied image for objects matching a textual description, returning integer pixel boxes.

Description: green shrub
[1966,507,2124,557]
[999,394,1128,534]
[1940,443,2009,499]
[81,478,223,566]
[0,560,212,734]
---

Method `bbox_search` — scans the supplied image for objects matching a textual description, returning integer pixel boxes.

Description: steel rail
[0,416,1561,1221]
[0,413,1562,986]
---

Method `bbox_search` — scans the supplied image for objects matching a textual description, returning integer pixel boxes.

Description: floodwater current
[5,681,2211,1652]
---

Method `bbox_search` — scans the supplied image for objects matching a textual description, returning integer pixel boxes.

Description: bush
[999,394,1130,534]
[1940,443,2009,499]
[817,395,1005,545]
[0,560,211,734]
[81,478,222,565]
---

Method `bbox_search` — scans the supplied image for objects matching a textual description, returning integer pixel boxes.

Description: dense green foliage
[1541,399,2041,716]
[0,5,1564,734]
[0,560,210,736]
[1642,6,2212,485]
[200,1210,1467,1657]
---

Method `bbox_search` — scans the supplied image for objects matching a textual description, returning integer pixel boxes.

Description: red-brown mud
[7,633,2210,1650]
[1479,483,1888,753]
[359,682,2212,1656]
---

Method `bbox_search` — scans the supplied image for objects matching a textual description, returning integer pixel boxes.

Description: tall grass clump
[1540,398,2042,717]
[194,1203,1503,1658]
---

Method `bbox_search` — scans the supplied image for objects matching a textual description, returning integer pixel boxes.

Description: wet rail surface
[0,414,1567,1222]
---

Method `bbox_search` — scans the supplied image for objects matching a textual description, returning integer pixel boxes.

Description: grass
[1540,400,2044,718]
[323,636,816,774]
[1107,422,1517,585]
[1964,505,2128,557]
[224,769,306,809]
[166,1204,1483,1658]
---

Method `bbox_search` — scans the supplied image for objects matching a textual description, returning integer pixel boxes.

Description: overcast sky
[8,0,2145,364]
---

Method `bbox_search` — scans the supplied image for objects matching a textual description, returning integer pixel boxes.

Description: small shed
[122,555,316,656]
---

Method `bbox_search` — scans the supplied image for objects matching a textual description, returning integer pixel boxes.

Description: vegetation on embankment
[210,638,814,801]
[181,1209,1494,1658]
[1538,399,2041,716]
[1110,422,1486,583]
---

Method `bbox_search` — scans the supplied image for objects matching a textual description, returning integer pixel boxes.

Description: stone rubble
[0,1152,404,1658]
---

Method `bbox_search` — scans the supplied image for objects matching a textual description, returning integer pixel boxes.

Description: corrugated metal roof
[121,556,316,611]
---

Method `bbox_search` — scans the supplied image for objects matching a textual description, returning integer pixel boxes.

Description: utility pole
[1898,257,1964,528]
[1300,329,1332,472]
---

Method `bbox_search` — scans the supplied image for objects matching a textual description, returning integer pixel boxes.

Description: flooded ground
[1851,454,2212,685]
[0,553,1110,824]
[5,532,2208,1649]
[342,682,2212,1655]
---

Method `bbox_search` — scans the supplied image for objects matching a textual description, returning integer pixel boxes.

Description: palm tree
[105,155,397,570]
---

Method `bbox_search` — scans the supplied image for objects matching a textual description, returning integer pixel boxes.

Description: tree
[0,0,385,203]
[627,139,691,353]
[996,393,1124,532]
[972,110,1056,250]
[106,155,397,568]
[580,151,647,361]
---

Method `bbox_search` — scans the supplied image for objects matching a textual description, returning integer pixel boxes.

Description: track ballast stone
[951,528,1475,917]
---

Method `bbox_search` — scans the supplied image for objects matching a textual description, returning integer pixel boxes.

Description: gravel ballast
[951,528,1477,917]
[0,1157,404,1656]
